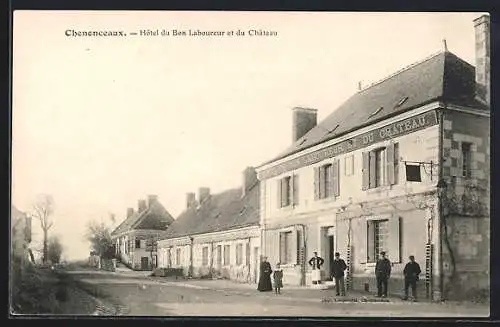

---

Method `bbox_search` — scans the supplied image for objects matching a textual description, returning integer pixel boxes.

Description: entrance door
[141,257,149,270]
[253,247,259,283]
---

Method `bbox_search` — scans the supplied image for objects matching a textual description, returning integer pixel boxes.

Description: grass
[10,257,100,315]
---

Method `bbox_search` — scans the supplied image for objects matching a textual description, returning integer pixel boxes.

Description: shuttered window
[279,231,294,264]
[362,143,399,190]
[224,245,230,266]
[314,159,340,200]
[202,247,209,266]
[277,174,299,208]
[176,248,181,266]
[216,245,222,265]
[236,244,243,265]
[366,216,401,263]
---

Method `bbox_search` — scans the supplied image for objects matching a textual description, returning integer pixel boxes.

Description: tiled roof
[161,182,260,240]
[266,51,488,165]
[111,200,174,236]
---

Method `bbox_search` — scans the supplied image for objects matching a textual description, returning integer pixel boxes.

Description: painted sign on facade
[258,110,439,180]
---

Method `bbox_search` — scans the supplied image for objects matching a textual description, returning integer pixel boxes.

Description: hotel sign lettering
[259,110,438,180]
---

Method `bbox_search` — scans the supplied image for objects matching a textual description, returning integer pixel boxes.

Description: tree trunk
[43,230,48,263]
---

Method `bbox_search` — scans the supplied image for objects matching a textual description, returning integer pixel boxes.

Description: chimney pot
[126,208,134,218]
[138,200,147,213]
[198,187,210,204]
[186,192,197,209]
[292,107,318,143]
[473,14,490,106]
[147,195,158,207]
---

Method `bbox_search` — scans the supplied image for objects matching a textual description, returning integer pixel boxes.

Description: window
[279,231,294,264]
[277,174,299,208]
[314,159,340,200]
[362,143,399,190]
[216,245,222,265]
[462,142,472,178]
[236,244,243,265]
[224,245,230,265]
[367,220,389,263]
[135,239,141,249]
[345,155,354,176]
[176,248,181,266]
[202,247,209,266]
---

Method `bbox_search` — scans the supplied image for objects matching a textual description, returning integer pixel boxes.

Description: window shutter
[296,229,302,265]
[292,174,299,205]
[314,167,320,200]
[319,166,326,199]
[394,143,399,184]
[281,178,287,207]
[362,152,369,190]
[388,216,401,263]
[333,159,340,197]
[277,179,282,208]
[386,143,395,185]
[367,221,375,262]
[369,151,376,188]
[359,220,368,264]
[292,230,298,264]
[246,242,250,265]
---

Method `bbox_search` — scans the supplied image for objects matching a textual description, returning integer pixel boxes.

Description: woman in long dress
[257,256,273,292]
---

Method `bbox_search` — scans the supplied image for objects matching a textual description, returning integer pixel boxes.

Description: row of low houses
[111,15,490,301]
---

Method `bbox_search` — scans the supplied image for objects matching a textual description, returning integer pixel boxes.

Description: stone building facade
[255,15,489,301]
[111,195,174,270]
[157,167,261,283]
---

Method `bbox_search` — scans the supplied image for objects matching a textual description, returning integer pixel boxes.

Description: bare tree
[85,220,114,258]
[31,194,55,264]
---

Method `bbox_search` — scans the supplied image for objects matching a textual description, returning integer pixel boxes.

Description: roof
[161,182,260,240]
[265,51,489,165]
[111,200,175,236]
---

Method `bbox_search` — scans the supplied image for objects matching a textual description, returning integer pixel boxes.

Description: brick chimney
[126,208,134,218]
[292,107,318,142]
[198,187,210,204]
[138,200,147,212]
[147,195,158,207]
[473,14,490,106]
[186,192,197,209]
[242,166,258,197]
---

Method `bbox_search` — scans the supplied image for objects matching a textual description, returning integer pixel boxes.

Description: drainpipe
[437,107,444,301]
[189,236,194,278]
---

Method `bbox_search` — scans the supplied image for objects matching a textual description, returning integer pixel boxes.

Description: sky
[12,11,484,260]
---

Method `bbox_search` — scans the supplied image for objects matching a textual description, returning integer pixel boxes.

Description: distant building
[111,195,174,270]
[255,15,490,301]
[11,205,32,263]
[157,167,261,283]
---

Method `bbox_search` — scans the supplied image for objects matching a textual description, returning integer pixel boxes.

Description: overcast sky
[12,11,484,260]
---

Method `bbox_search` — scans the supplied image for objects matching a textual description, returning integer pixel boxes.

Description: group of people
[257,251,422,301]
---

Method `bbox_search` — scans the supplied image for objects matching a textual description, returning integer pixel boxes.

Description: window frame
[135,239,141,249]
[367,219,389,263]
[236,243,243,266]
[279,230,294,265]
[202,246,209,266]
[462,142,472,178]
[223,244,231,266]
[176,248,181,266]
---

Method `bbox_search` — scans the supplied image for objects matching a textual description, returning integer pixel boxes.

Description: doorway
[327,235,334,279]
[141,257,149,270]
[253,247,259,283]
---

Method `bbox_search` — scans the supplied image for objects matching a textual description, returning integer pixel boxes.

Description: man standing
[375,251,391,298]
[308,251,324,285]
[331,252,347,296]
[403,255,421,301]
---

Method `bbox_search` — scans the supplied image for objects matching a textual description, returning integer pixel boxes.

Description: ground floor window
[224,245,230,265]
[176,248,181,266]
[202,246,209,266]
[236,244,243,265]
[279,231,294,264]
[367,219,389,262]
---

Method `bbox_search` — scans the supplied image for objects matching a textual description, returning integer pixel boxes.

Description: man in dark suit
[331,252,347,296]
[375,251,391,297]
[308,251,324,284]
[403,255,421,301]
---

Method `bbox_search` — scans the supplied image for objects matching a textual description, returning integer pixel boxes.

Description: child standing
[273,263,283,295]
